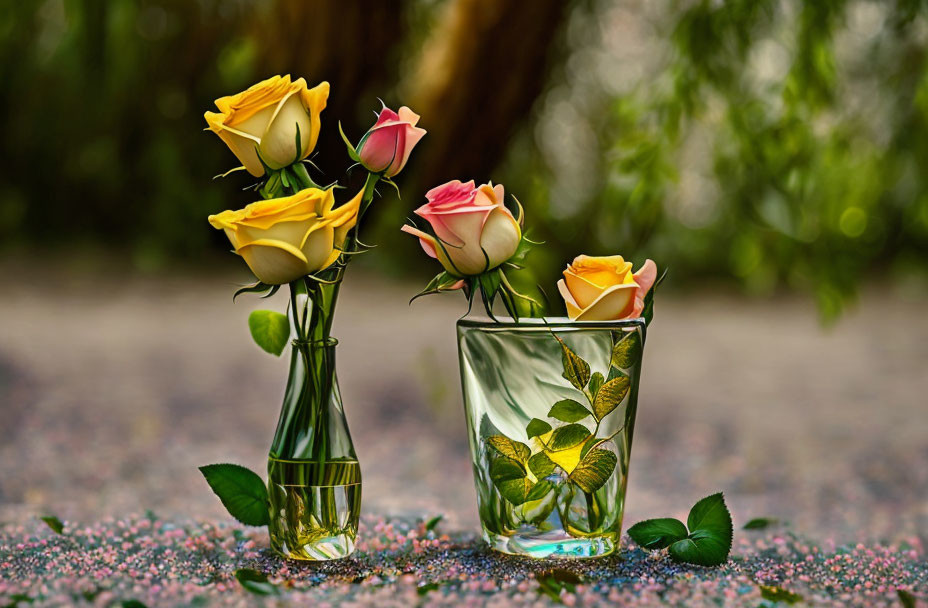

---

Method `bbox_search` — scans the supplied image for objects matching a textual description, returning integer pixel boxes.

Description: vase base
[484,530,617,559]
[270,532,356,561]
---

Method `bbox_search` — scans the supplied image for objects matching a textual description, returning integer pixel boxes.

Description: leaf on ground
[535,569,582,603]
[898,590,917,608]
[758,585,804,604]
[424,515,443,531]
[199,464,270,527]
[548,399,592,423]
[40,515,64,534]
[417,582,441,596]
[627,518,688,549]
[568,449,617,493]
[673,493,733,566]
[247,310,290,356]
[234,568,279,596]
[743,517,778,530]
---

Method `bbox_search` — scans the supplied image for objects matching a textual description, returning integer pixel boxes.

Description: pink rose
[358,105,426,177]
[401,180,522,276]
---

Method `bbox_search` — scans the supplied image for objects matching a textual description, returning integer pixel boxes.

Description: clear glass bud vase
[457,317,645,559]
[267,276,361,560]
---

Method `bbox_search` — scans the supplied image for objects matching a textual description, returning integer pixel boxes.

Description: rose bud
[357,105,426,177]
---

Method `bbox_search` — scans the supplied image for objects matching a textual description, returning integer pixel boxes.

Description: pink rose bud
[358,105,426,177]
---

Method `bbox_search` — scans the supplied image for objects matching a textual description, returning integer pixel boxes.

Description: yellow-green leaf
[592,375,630,420]
[558,337,590,390]
[486,435,531,464]
[489,456,533,505]
[247,310,289,356]
[611,331,642,369]
[548,424,591,450]
[529,452,556,478]
[526,418,552,439]
[548,399,592,422]
[568,448,617,493]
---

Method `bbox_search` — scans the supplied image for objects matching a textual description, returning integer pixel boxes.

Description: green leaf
[627,518,688,549]
[535,569,581,602]
[611,331,642,369]
[525,479,555,502]
[557,337,590,390]
[121,601,148,608]
[758,585,804,604]
[671,492,733,566]
[526,418,552,439]
[486,435,531,464]
[488,456,533,505]
[548,424,591,450]
[199,464,270,526]
[417,582,440,596]
[743,517,778,530]
[548,399,592,422]
[247,310,289,356]
[40,515,64,534]
[588,372,604,399]
[592,375,630,420]
[234,568,279,596]
[424,515,443,531]
[529,452,556,478]
[478,270,501,299]
[568,448,617,493]
[898,590,917,608]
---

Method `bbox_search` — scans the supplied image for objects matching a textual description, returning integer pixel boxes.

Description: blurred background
[1,0,926,544]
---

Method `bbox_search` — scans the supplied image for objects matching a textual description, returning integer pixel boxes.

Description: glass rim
[456,315,645,330]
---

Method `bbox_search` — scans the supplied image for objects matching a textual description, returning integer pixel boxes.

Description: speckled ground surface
[1,260,927,605]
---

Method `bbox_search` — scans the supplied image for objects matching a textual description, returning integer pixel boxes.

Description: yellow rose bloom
[208,188,362,285]
[557,255,657,321]
[204,75,329,176]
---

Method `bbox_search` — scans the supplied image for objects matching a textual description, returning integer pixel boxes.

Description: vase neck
[288,268,344,344]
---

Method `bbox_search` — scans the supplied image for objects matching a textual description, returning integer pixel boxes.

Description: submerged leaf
[557,336,590,390]
[611,331,642,369]
[548,399,593,422]
[568,448,617,493]
[526,418,552,439]
[592,375,630,420]
[486,435,531,464]
[528,452,557,478]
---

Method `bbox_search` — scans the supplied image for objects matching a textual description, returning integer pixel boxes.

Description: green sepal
[339,121,361,162]
[233,281,280,302]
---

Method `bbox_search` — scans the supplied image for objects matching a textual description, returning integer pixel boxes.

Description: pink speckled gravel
[1,514,925,606]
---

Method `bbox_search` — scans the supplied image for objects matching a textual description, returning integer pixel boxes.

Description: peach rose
[357,105,426,177]
[557,255,657,321]
[401,180,521,276]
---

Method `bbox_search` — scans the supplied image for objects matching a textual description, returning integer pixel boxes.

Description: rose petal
[574,283,638,321]
[630,259,658,317]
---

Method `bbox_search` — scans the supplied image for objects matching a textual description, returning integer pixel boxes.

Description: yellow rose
[557,255,657,321]
[204,75,329,177]
[208,188,362,285]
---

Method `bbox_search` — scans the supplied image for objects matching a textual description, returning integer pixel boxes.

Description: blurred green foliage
[1,0,927,320]
[502,0,928,319]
